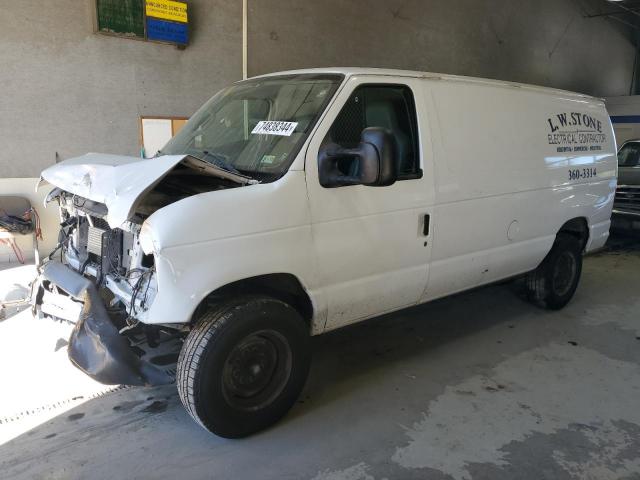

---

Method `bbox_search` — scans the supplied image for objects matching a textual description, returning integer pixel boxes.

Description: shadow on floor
[606,224,640,253]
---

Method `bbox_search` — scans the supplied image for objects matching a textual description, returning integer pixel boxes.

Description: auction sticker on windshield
[252,121,298,136]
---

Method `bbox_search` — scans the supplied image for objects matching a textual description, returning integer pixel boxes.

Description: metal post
[632,31,640,95]
[242,0,248,80]
[242,0,249,139]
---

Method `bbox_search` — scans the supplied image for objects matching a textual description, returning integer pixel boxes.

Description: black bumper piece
[39,261,173,387]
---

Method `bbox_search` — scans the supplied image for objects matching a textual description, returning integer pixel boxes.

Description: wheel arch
[557,217,589,251]
[193,273,315,328]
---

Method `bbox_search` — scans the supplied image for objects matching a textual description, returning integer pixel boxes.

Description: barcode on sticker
[251,121,298,137]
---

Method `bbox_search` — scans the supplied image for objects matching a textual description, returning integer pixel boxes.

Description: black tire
[525,234,583,310]
[176,295,310,438]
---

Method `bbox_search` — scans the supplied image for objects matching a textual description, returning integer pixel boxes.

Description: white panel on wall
[142,118,173,158]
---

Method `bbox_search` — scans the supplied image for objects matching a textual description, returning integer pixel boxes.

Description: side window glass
[323,85,421,179]
[618,143,640,167]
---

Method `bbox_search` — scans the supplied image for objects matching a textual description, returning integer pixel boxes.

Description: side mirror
[318,127,398,188]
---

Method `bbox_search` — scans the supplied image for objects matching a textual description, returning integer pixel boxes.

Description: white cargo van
[33,68,617,437]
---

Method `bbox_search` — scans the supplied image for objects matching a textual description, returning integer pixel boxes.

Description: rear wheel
[177,295,311,438]
[525,234,583,310]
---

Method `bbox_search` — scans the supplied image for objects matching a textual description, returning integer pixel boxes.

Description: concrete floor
[0,234,639,480]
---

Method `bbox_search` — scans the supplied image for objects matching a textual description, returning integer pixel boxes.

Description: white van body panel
[304,75,435,331]
[137,170,325,328]
[38,68,617,335]
[421,78,616,301]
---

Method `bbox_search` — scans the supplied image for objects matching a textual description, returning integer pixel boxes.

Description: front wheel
[525,234,583,310]
[176,295,311,438]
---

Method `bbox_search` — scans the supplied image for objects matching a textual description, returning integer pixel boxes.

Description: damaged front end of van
[31,153,256,386]
[30,73,341,389]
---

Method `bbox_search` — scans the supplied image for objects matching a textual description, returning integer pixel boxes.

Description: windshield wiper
[183,154,257,186]
[191,151,242,175]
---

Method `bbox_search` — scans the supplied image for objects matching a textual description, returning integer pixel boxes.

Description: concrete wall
[249,0,635,97]
[0,0,242,178]
[0,0,241,261]
[0,0,635,179]
[605,96,640,145]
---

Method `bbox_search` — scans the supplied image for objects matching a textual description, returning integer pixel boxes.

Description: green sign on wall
[96,0,145,39]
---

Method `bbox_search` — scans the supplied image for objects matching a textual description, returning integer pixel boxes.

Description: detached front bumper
[32,261,173,387]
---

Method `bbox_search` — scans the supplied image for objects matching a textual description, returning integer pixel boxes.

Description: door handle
[423,214,430,236]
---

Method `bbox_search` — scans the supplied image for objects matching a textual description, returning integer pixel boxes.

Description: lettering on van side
[546,112,606,154]
[568,167,597,181]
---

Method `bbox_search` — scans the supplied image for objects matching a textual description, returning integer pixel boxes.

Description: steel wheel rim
[221,329,292,411]
[552,251,577,297]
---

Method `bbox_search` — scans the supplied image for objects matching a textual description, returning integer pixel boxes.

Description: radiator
[87,224,106,256]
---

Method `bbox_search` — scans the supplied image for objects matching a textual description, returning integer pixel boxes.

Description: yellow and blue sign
[147,17,188,44]
[146,0,188,23]
[145,0,188,45]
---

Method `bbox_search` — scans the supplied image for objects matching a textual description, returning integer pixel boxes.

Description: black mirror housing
[318,127,398,188]
[360,127,397,186]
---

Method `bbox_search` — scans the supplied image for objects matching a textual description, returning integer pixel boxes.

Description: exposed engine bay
[51,191,157,324]
[42,161,244,326]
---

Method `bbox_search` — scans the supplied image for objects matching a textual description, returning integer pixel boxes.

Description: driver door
[305,76,435,332]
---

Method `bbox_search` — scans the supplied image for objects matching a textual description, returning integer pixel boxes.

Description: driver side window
[323,84,421,179]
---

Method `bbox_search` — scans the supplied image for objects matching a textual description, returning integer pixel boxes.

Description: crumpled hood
[40,153,188,228]
[40,153,255,228]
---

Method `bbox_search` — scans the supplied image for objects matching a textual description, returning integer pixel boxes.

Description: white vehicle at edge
[33,68,617,438]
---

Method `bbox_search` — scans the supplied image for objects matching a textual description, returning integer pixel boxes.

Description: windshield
[161,74,343,181]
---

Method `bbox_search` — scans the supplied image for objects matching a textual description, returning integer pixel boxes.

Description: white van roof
[250,67,598,104]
